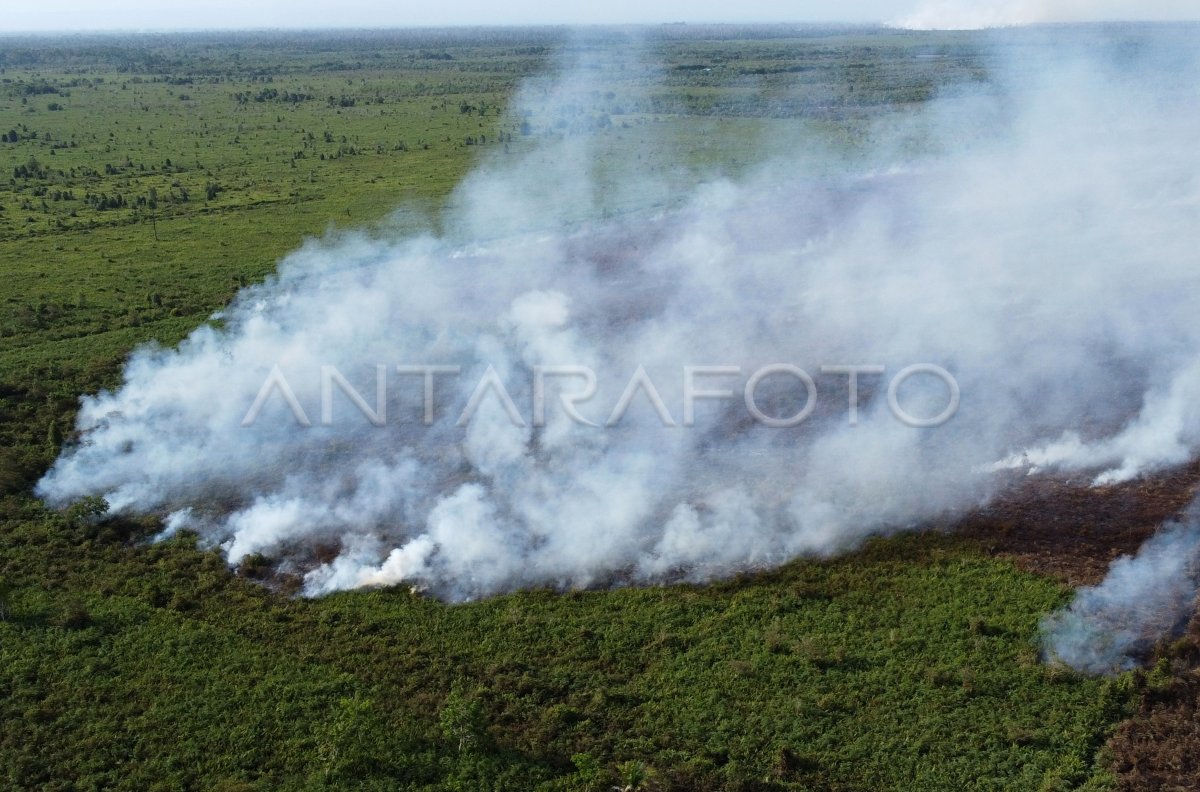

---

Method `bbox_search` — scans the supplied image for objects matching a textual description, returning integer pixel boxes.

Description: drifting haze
[897,0,1199,30]
[36,29,1200,669]
[1,0,1197,32]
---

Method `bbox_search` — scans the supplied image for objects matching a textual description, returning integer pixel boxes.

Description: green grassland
[0,27,1141,791]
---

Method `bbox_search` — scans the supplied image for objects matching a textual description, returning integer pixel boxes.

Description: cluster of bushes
[11,156,49,180]
[232,88,314,104]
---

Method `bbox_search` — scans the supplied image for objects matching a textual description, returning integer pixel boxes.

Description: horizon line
[3,20,1200,37]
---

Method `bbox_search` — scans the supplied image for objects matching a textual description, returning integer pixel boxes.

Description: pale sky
[0,0,1196,32]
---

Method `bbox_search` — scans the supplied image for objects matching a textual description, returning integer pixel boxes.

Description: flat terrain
[0,26,1195,791]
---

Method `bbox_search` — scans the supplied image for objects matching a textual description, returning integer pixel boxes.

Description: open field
[1,26,1197,791]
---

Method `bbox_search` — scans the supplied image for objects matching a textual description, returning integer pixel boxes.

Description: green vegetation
[0,508,1134,790]
[0,27,1137,790]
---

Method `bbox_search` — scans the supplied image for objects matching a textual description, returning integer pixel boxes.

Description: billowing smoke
[991,360,1200,486]
[1042,509,1200,674]
[37,31,1200,608]
[895,0,1048,30]
[896,1,1198,30]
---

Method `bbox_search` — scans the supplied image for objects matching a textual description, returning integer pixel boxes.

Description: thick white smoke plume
[990,360,1200,486]
[37,30,1200,608]
[1042,511,1200,674]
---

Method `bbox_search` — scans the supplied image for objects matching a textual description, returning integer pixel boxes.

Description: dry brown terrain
[961,463,1200,587]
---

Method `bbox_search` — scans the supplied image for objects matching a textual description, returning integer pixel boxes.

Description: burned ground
[960,463,1200,587]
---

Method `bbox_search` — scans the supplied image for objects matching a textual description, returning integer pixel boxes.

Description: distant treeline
[0,28,568,73]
